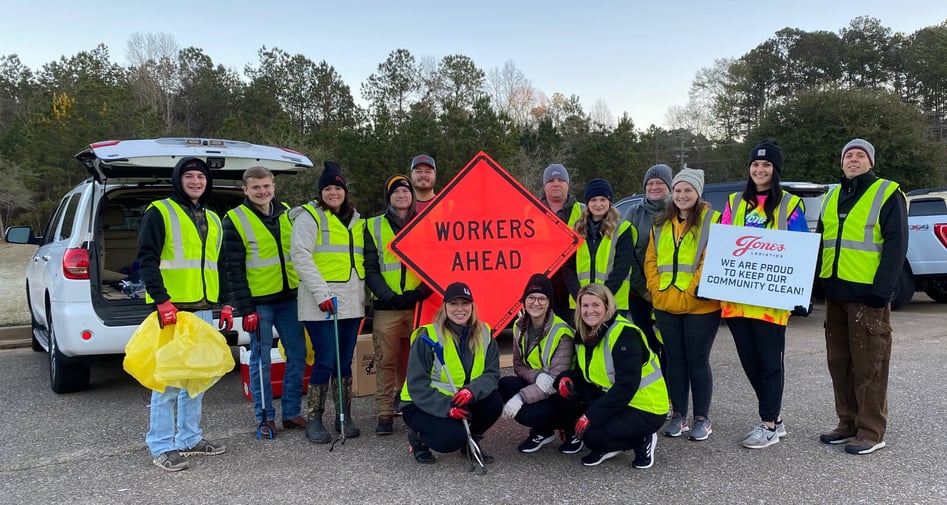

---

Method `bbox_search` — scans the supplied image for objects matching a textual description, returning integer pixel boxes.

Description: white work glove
[501,394,524,419]
[535,373,555,395]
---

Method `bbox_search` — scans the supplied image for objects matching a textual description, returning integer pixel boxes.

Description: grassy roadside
[0,242,35,326]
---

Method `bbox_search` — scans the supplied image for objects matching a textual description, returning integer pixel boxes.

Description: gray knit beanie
[642,164,673,193]
[543,164,570,185]
[841,138,875,167]
[672,168,705,196]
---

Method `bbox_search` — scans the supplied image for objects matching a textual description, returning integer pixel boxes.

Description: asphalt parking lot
[1,296,945,505]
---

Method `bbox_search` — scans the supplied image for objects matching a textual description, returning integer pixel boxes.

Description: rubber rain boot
[331,376,361,438]
[306,383,331,444]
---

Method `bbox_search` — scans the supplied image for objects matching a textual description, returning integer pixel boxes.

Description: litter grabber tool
[255,331,274,440]
[420,333,487,475]
[327,297,346,452]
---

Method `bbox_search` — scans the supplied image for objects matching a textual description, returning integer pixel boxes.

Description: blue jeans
[146,309,211,457]
[249,300,306,422]
[304,318,360,384]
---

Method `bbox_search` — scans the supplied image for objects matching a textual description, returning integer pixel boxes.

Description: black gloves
[390,290,422,310]
[865,293,889,308]
[791,304,811,317]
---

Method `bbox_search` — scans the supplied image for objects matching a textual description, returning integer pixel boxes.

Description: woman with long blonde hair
[555,283,668,468]
[398,282,501,464]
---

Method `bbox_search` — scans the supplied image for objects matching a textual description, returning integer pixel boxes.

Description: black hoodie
[137,158,216,308]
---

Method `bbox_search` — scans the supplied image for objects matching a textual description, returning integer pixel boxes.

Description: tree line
[1,16,945,233]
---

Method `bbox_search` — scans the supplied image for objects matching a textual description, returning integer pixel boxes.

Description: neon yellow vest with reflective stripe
[301,203,365,282]
[575,315,667,414]
[226,203,298,297]
[565,202,583,228]
[145,199,221,304]
[400,322,492,401]
[366,215,420,297]
[514,315,574,372]
[573,220,635,310]
[653,208,718,291]
[819,179,899,283]
[722,192,801,325]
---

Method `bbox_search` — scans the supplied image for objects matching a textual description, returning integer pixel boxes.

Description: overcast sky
[2,1,945,128]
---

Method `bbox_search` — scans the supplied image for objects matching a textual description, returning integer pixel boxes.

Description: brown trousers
[371,309,414,418]
[824,300,892,443]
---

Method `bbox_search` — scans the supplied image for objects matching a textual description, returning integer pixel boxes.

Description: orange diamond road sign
[390,151,581,335]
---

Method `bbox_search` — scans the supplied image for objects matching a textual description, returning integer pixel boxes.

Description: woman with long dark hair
[722,140,808,449]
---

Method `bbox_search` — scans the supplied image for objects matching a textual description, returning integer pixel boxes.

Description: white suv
[4,138,312,393]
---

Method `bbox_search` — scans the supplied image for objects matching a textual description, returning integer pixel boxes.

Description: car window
[908,198,947,217]
[57,193,82,241]
[42,196,70,244]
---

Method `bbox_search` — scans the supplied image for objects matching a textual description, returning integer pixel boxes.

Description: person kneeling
[399,282,502,464]
[557,283,668,468]
[499,274,582,454]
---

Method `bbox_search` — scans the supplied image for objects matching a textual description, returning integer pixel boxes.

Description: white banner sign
[698,224,820,310]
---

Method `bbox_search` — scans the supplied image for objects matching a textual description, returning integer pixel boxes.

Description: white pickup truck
[891,188,947,309]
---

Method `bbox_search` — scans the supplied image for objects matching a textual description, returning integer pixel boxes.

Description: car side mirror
[4,225,41,245]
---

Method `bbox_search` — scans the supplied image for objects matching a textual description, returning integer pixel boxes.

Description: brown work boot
[306,383,330,444]
[375,415,394,436]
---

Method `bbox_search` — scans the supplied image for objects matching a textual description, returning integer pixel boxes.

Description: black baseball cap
[443,282,473,303]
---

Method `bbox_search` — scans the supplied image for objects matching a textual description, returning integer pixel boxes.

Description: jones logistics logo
[732,235,786,256]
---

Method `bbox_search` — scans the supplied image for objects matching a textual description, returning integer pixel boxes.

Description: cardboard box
[351,333,376,398]
[239,347,311,402]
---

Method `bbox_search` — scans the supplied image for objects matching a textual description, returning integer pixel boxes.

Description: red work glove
[156,301,178,329]
[451,388,474,407]
[448,406,471,420]
[218,305,234,332]
[318,298,337,314]
[558,376,576,399]
[574,414,591,440]
[242,311,260,333]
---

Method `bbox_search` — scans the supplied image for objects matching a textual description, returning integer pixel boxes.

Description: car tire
[924,279,947,303]
[890,268,915,311]
[47,309,91,394]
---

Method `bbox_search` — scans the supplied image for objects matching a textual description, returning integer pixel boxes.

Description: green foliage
[753,88,946,190]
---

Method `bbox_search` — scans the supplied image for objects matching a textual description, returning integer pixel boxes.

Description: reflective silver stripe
[838,238,883,253]
[314,244,358,253]
[602,328,663,391]
[861,180,892,241]
[656,265,674,274]
[638,356,663,389]
[371,218,401,273]
[540,323,569,372]
[207,211,222,253]
[692,210,714,271]
[776,194,791,231]
[577,272,591,282]
[230,206,281,269]
[155,200,185,262]
[309,204,332,246]
[160,258,205,269]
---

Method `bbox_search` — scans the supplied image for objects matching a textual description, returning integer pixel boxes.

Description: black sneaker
[580,450,620,466]
[819,428,856,445]
[559,435,585,454]
[375,417,393,436]
[632,432,657,469]
[517,431,556,453]
[844,438,886,455]
[152,450,188,472]
[407,430,436,464]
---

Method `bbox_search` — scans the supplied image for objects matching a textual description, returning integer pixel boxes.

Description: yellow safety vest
[722,192,802,325]
[514,315,574,372]
[653,208,718,291]
[819,179,900,283]
[565,202,583,228]
[400,322,493,401]
[573,220,635,310]
[301,203,365,282]
[575,315,668,415]
[226,203,298,297]
[145,199,221,304]
[366,215,420,297]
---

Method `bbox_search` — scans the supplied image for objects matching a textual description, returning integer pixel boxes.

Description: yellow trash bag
[123,312,174,393]
[154,312,235,397]
[278,327,314,366]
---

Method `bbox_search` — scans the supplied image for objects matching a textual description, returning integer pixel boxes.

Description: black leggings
[401,391,503,453]
[726,317,786,423]
[498,376,583,434]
